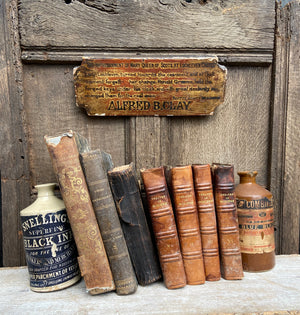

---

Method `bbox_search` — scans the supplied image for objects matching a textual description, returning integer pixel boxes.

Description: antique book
[140,166,186,289]
[192,164,221,281]
[212,163,244,280]
[170,165,205,285]
[107,163,161,286]
[80,150,137,295]
[44,131,115,294]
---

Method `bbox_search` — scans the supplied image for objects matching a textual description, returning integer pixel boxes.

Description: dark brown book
[192,164,221,281]
[212,163,244,280]
[107,163,162,286]
[141,166,186,289]
[80,150,137,295]
[170,165,205,285]
[44,131,115,295]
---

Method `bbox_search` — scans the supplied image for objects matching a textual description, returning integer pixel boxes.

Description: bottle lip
[35,183,58,197]
[35,183,57,189]
[238,171,258,177]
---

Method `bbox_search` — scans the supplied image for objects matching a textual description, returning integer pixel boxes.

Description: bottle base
[30,275,81,293]
[242,252,275,272]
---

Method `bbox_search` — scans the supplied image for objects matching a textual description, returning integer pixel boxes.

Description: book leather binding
[192,164,221,281]
[44,131,115,294]
[108,163,161,286]
[141,166,186,289]
[212,163,244,280]
[80,150,137,295]
[171,165,205,285]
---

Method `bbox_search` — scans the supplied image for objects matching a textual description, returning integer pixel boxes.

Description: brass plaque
[74,57,227,116]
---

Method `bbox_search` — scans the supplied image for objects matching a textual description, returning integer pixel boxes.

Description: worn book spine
[141,166,186,289]
[192,164,221,281]
[108,163,161,286]
[44,131,115,294]
[212,163,244,280]
[171,165,205,285]
[80,150,137,295]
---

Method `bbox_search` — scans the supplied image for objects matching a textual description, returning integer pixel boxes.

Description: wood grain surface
[0,0,30,266]
[18,0,275,52]
[271,1,300,254]
[0,0,299,268]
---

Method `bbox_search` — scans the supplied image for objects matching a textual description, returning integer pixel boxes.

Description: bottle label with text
[237,197,275,254]
[21,209,80,289]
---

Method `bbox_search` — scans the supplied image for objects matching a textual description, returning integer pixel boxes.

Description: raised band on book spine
[44,131,115,295]
[192,164,221,281]
[212,163,244,280]
[80,150,137,295]
[171,165,205,285]
[141,166,186,289]
[107,163,161,286]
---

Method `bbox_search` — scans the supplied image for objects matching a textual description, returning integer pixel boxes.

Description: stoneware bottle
[20,183,81,292]
[235,172,275,272]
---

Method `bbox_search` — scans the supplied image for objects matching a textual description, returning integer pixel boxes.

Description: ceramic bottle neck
[36,183,57,198]
[238,171,258,184]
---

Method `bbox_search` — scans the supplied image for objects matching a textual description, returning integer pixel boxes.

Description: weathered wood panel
[18,0,275,52]
[1,180,30,267]
[24,65,272,186]
[0,0,295,269]
[22,64,127,185]
[271,1,300,254]
[133,66,272,189]
[0,0,30,266]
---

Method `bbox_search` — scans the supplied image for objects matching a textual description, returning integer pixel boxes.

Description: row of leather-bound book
[45,130,243,295]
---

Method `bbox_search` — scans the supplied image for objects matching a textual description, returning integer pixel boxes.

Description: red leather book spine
[171,165,205,285]
[141,166,186,289]
[212,163,244,280]
[192,164,221,281]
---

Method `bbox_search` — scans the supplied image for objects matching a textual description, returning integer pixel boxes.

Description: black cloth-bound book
[108,163,162,286]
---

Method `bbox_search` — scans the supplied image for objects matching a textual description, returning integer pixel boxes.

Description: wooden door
[0,0,299,266]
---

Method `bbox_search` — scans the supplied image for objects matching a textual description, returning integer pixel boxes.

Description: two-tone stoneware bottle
[20,183,81,292]
[235,172,275,272]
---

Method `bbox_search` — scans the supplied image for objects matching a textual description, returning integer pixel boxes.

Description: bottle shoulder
[235,182,272,200]
[20,196,65,216]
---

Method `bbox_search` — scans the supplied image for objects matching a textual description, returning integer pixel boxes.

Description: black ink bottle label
[21,209,80,291]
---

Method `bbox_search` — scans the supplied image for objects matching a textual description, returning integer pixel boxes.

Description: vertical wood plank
[0,0,30,266]
[125,117,136,165]
[270,1,289,253]
[168,66,271,187]
[22,65,127,184]
[271,1,300,254]
[134,117,172,175]
[135,117,162,171]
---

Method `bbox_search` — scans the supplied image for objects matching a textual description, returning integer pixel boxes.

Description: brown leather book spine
[107,163,161,286]
[192,164,221,281]
[171,165,205,285]
[44,131,115,294]
[212,163,244,280]
[141,166,186,289]
[80,150,137,295]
